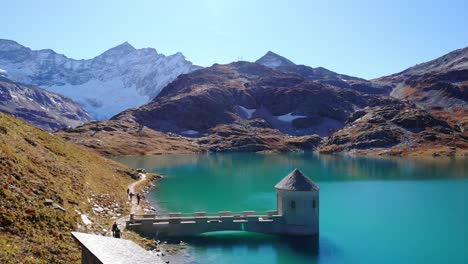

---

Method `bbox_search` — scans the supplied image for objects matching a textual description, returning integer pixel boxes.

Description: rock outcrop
[320,101,467,156]
[196,124,322,153]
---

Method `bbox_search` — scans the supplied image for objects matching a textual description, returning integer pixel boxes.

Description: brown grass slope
[56,119,203,156]
[56,119,324,155]
[0,112,135,263]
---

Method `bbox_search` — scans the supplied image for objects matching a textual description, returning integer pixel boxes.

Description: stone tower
[275,168,319,236]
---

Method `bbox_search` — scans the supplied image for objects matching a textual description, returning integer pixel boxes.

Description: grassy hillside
[0,113,136,263]
[56,119,203,156]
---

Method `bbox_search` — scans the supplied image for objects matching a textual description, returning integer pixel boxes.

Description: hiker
[114,227,121,238]
[127,188,130,197]
[137,193,141,205]
[112,222,118,237]
[129,192,134,201]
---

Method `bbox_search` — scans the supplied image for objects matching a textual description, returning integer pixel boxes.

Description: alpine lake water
[113,153,468,264]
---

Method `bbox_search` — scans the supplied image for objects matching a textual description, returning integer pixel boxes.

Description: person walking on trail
[127,188,130,197]
[112,222,118,237]
[114,227,121,238]
[129,192,134,201]
[137,193,141,205]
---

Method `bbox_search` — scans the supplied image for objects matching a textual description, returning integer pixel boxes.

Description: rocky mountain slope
[57,47,468,157]
[0,112,137,262]
[113,61,386,137]
[0,75,92,131]
[256,51,391,94]
[0,39,201,119]
[320,100,467,156]
[373,46,468,111]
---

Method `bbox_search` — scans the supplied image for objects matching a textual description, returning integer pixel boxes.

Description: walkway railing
[127,210,282,227]
[126,210,285,237]
[130,210,279,220]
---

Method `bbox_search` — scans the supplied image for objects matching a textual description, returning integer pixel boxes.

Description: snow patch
[277,112,307,122]
[261,57,283,68]
[256,51,295,68]
[238,106,256,119]
[181,130,199,135]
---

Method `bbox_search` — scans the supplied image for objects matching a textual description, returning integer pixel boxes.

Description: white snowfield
[238,105,256,119]
[181,130,199,135]
[0,39,201,120]
[46,79,149,120]
[277,112,307,122]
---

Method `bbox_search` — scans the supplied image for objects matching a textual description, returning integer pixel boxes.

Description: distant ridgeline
[0,39,201,120]
[0,38,466,156]
[61,46,467,156]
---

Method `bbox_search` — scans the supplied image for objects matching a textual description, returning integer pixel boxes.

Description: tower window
[291,200,296,209]
[313,200,316,208]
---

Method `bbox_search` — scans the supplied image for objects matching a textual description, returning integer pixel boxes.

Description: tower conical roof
[275,168,319,191]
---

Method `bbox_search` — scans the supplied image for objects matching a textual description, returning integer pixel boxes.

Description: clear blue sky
[2,0,467,79]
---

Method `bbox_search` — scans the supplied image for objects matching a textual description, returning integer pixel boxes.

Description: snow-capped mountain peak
[0,39,202,120]
[99,41,136,58]
[256,51,296,68]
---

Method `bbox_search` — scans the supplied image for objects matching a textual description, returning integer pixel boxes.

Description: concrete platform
[71,232,162,264]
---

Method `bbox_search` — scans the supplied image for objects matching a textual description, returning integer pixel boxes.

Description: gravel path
[128,173,146,214]
[116,173,147,229]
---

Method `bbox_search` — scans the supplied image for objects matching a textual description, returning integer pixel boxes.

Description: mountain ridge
[0,75,92,131]
[375,46,468,80]
[113,61,383,137]
[0,39,202,119]
[256,51,391,94]
[57,46,468,157]
[373,45,467,121]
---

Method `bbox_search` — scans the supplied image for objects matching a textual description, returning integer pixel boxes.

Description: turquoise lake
[113,153,468,264]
